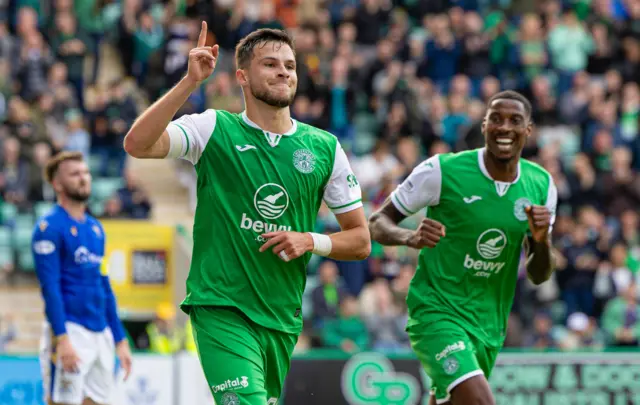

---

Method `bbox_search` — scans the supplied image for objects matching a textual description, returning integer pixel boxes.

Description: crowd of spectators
[1,0,639,353]
[0,0,153,284]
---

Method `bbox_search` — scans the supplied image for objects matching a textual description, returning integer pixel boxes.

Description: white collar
[241,111,297,136]
[477,148,521,184]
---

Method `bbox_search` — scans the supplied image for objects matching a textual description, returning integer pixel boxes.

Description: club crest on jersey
[293,149,316,174]
[513,197,532,221]
[92,225,101,238]
[221,392,240,405]
[70,226,77,237]
[39,220,48,232]
[443,358,459,375]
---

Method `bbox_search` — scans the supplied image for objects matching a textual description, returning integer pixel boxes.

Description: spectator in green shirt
[322,296,369,353]
[602,281,640,347]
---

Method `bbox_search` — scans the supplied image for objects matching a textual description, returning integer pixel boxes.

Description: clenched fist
[525,205,552,243]
[407,218,446,249]
[187,21,219,85]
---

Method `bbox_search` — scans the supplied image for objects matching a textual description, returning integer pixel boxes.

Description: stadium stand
[0,0,638,359]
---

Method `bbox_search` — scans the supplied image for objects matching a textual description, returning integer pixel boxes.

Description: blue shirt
[31,205,125,343]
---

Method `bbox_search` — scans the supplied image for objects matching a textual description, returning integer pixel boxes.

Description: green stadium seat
[90,201,105,217]
[18,247,34,271]
[13,224,33,249]
[1,203,18,225]
[302,275,319,320]
[34,202,55,219]
[14,214,35,231]
[0,226,11,247]
[88,154,103,175]
[93,178,125,201]
[0,246,13,267]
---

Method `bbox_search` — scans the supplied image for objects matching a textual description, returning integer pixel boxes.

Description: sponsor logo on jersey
[476,229,506,259]
[254,183,289,219]
[212,377,249,394]
[514,197,532,221]
[464,229,507,277]
[242,184,293,240]
[236,144,256,152]
[435,341,466,361]
[293,149,316,174]
[33,240,56,255]
[463,195,482,204]
[74,246,103,265]
[267,398,278,405]
[347,173,359,188]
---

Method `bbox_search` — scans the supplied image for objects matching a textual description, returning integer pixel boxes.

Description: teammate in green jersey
[123,23,371,405]
[369,90,557,405]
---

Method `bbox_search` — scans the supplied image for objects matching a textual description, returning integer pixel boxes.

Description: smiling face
[237,41,298,108]
[482,98,532,163]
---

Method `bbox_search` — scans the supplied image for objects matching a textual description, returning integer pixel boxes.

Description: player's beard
[64,185,91,202]
[251,83,296,108]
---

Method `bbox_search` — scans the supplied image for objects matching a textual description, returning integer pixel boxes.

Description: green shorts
[408,320,499,404]
[189,306,297,405]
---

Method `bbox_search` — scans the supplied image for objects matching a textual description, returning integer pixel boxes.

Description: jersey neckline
[241,111,298,137]
[477,148,521,184]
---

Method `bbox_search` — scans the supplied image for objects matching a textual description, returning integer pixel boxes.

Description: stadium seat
[0,226,11,247]
[88,154,103,175]
[14,214,35,231]
[13,225,33,250]
[0,246,13,267]
[92,178,125,201]
[302,274,319,320]
[90,201,105,217]
[34,202,55,219]
[18,247,34,271]
[1,203,18,225]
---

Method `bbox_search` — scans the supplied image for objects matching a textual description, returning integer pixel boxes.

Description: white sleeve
[545,175,558,232]
[322,141,363,214]
[165,109,217,165]
[390,155,442,216]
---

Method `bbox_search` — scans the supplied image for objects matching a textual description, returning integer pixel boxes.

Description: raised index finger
[197,21,208,47]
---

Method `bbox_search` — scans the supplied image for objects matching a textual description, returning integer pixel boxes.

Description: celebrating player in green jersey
[124,24,371,405]
[369,90,557,405]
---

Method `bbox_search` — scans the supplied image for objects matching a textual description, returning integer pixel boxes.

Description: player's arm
[101,272,126,344]
[32,223,68,338]
[260,142,371,261]
[524,179,558,285]
[123,21,216,160]
[99,228,133,379]
[315,142,370,261]
[369,155,444,248]
[123,76,199,159]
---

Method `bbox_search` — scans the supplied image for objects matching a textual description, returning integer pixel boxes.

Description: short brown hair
[44,151,84,184]
[235,28,295,69]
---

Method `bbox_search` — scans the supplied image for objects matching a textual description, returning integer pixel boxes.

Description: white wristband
[308,232,332,256]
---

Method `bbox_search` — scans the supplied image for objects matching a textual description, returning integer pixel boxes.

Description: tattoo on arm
[368,198,414,246]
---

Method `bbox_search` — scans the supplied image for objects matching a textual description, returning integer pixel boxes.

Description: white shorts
[39,322,116,405]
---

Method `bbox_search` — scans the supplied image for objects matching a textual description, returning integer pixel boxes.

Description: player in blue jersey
[32,151,132,405]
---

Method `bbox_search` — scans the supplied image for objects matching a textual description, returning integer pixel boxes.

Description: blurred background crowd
[0,0,639,355]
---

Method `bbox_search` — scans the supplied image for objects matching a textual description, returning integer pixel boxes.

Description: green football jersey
[391,148,557,348]
[165,110,363,334]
